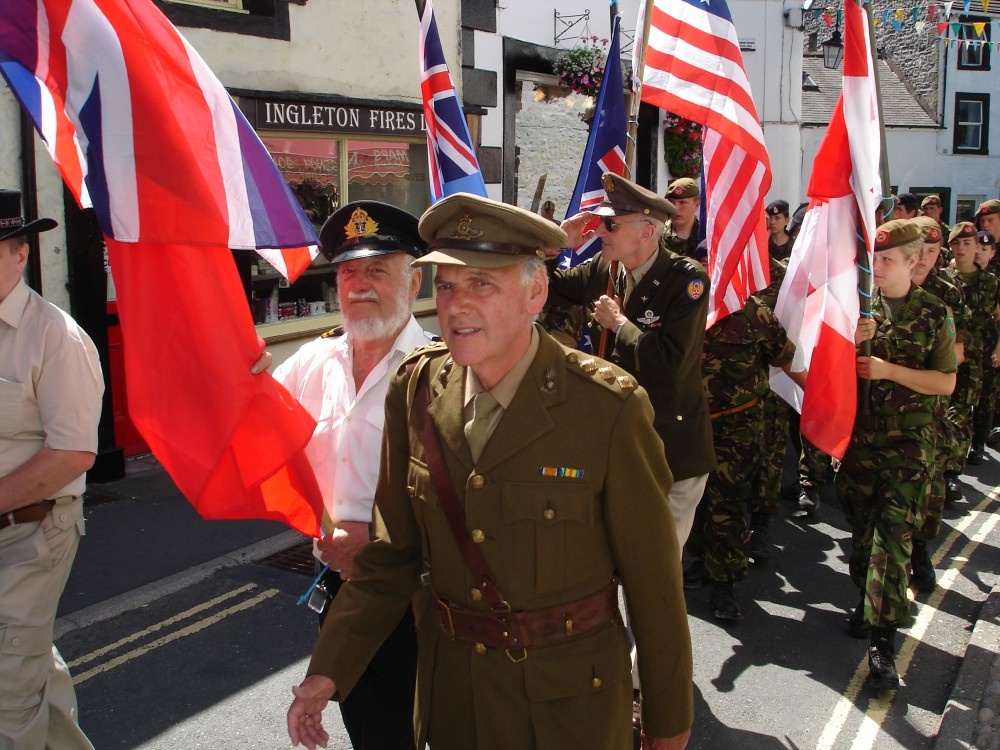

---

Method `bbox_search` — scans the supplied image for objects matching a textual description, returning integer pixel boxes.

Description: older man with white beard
[255,200,430,750]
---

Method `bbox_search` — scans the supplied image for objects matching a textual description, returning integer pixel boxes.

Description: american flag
[0,0,325,536]
[419,0,487,202]
[559,14,628,270]
[640,0,772,327]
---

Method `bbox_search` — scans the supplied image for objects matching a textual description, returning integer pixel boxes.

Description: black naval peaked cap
[319,200,426,263]
[594,173,676,223]
[0,188,58,242]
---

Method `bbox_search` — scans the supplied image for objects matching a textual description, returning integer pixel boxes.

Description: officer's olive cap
[912,216,943,244]
[873,219,919,251]
[949,221,978,244]
[920,194,942,208]
[665,177,700,200]
[976,199,1000,219]
[591,173,676,223]
[414,193,568,268]
[766,200,790,217]
[319,201,426,263]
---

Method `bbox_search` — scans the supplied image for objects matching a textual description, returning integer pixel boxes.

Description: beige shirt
[0,279,104,499]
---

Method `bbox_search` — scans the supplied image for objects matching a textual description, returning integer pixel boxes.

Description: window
[154,0,289,40]
[165,0,246,12]
[243,134,433,331]
[957,196,984,223]
[910,186,953,224]
[954,93,990,155]
[957,18,991,70]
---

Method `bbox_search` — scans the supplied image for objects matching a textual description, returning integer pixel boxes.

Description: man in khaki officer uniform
[287,193,694,750]
[0,189,102,749]
[549,174,716,549]
[662,177,701,260]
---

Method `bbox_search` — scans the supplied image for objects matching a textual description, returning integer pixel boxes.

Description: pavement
[57,453,1000,749]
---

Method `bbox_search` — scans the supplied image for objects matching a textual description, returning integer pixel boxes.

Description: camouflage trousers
[689,402,765,583]
[753,390,789,515]
[953,359,983,462]
[974,357,998,444]
[835,424,934,628]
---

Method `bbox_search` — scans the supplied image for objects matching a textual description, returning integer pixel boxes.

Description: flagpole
[624,0,655,178]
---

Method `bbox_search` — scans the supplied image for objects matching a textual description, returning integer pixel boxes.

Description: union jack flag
[640,0,772,327]
[558,14,628,270]
[419,0,487,202]
[0,0,325,537]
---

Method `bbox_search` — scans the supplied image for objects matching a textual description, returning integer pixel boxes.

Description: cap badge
[928,227,941,241]
[449,212,483,241]
[963,224,975,236]
[345,208,379,240]
[602,174,615,193]
[672,186,684,196]
[875,229,889,246]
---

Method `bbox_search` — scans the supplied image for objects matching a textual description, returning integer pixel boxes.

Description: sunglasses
[602,216,650,232]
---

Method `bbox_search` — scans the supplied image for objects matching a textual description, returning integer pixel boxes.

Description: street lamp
[822,27,844,69]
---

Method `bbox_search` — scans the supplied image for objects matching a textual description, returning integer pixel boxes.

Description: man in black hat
[255,201,429,750]
[0,189,102,748]
[765,199,792,260]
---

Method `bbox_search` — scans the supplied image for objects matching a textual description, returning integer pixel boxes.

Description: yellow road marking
[816,486,1000,750]
[72,588,278,685]
[67,583,258,669]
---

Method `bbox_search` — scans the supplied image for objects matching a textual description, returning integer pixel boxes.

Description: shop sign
[255,99,427,136]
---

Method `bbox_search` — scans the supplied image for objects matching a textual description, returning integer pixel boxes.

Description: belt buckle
[438,598,456,639]
[492,600,527,662]
[506,647,528,663]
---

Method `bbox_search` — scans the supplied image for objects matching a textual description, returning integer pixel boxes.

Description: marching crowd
[5,175,999,750]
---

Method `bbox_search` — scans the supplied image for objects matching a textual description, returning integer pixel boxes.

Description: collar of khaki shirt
[463,326,540,430]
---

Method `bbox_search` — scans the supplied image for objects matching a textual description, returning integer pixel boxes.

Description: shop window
[956,196,984,223]
[155,0,289,40]
[244,134,433,334]
[954,93,990,155]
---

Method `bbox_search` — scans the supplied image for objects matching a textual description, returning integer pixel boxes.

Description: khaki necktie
[622,270,635,308]
[465,391,500,463]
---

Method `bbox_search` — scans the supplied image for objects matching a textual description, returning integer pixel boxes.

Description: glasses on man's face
[602,216,650,233]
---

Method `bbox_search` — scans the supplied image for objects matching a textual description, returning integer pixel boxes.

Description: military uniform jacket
[919,269,970,345]
[662,219,700,259]
[547,247,716,480]
[307,327,694,746]
[947,266,1000,358]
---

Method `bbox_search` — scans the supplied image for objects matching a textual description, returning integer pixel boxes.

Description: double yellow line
[816,486,1000,749]
[68,583,279,685]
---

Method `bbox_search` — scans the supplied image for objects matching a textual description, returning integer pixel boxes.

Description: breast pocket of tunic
[0,378,34,438]
[502,482,597,595]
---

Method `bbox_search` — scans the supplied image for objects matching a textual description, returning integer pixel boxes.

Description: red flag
[772,0,880,460]
[640,0,771,327]
[1,0,324,535]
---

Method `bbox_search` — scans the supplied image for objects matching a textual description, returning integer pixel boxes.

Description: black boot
[792,486,821,518]
[710,581,742,622]
[944,472,963,504]
[683,560,704,590]
[868,626,900,692]
[967,442,985,466]
[989,426,1000,448]
[848,596,871,639]
[910,541,936,592]
[749,512,771,565]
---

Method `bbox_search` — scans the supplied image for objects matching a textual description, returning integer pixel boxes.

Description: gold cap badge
[345,208,379,240]
[449,211,484,241]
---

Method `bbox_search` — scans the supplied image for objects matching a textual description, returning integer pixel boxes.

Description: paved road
[54,452,1000,749]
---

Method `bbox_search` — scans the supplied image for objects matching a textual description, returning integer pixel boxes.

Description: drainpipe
[19,109,43,292]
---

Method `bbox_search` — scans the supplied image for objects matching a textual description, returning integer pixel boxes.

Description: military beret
[665,177,699,200]
[766,200,789,217]
[976,199,1000,219]
[978,230,997,246]
[319,201,426,263]
[415,192,568,268]
[949,221,978,244]
[896,192,919,211]
[593,173,676,223]
[912,216,943,244]
[873,219,919,251]
[920,194,942,208]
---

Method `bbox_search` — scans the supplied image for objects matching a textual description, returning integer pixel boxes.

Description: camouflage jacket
[661,219,700,259]
[753,257,789,312]
[947,266,999,353]
[919,268,971,345]
[701,296,795,410]
[865,285,957,418]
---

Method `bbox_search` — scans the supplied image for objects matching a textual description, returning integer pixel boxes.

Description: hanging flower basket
[663,112,703,178]
[553,36,608,100]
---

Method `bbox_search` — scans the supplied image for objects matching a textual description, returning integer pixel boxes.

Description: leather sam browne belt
[0,499,56,530]
[433,580,619,653]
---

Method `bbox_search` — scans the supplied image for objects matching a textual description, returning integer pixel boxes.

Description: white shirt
[273,316,429,545]
[0,279,104,499]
